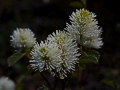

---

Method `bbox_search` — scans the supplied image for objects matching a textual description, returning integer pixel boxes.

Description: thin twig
[53,77,58,90]
[61,78,67,90]
[79,70,84,88]
[61,79,65,90]
[40,72,53,90]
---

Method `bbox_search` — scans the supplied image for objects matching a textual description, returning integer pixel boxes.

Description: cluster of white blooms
[65,8,103,49]
[0,77,15,90]
[10,8,103,79]
[10,28,36,48]
[30,30,80,79]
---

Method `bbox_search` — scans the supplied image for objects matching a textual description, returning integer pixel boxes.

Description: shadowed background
[0,0,120,90]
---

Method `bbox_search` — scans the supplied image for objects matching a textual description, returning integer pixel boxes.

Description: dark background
[0,0,120,90]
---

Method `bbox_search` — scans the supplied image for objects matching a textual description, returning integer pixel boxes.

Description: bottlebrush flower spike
[47,30,80,79]
[65,8,103,49]
[10,28,36,48]
[29,40,62,72]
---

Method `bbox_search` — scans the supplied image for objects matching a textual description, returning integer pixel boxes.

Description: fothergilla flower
[10,28,36,48]
[47,30,80,79]
[65,8,103,49]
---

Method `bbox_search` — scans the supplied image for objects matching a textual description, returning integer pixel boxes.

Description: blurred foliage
[0,0,120,90]
[8,52,25,66]
[79,50,100,64]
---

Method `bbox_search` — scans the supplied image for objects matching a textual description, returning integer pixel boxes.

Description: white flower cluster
[10,28,36,48]
[10,8,103,79]
[0,77,15,90]
[30,30,80,79]
[65,8,103,49]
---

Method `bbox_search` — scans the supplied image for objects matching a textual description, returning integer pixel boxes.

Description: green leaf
[79,64,86,70]
[85,50,100,59]
[69,1,83,8]
[8,52,25,67]
[79,55,98,64]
